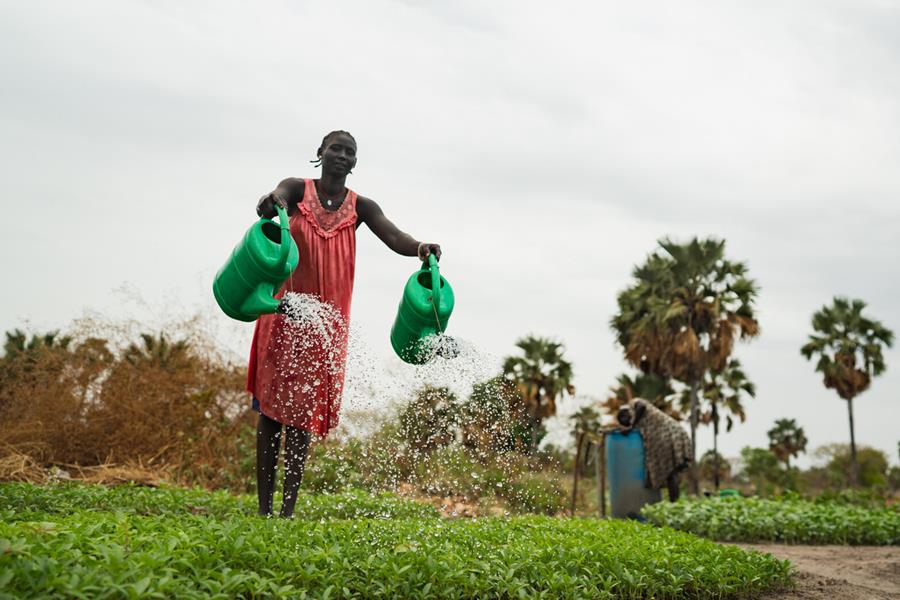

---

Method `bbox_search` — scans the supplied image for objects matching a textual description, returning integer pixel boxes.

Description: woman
[249,130,441,517]
[617,399,692,502]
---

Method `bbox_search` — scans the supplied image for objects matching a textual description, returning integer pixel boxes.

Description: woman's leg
[256,412,283,516]
[279,426,312,518]
[666,472,681,502]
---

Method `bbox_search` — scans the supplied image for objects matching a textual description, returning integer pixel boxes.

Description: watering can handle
[275,205,291,269]
[428,253,441,313]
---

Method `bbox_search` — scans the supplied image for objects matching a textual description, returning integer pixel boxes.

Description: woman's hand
[417,242,442,262]
[256,191,290,219]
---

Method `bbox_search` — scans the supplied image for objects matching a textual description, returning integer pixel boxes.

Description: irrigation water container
[606,429,661,519]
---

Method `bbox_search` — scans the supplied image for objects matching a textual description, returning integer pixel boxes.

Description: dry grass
[0,317,254,490]
[0,444,170,486]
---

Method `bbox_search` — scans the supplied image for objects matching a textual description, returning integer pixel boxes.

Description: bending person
[617,399,692,501]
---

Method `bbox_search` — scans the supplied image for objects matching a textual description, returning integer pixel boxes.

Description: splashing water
[415,333,461,362]
[274,293,500,437]
[279,292,347,352]
[274,293,564,518]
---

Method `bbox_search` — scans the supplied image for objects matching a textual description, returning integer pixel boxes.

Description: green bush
[301,440,367,493]
[501,472,566,515]
[811,488,895,509]
[814,444,890,489]
[412,446,504,499]
[737,447,796,496]
[0,483,791,599]
[642,496,900,545]
[301,424,415,494]
[399,386,459,453]
[409,447,567,515]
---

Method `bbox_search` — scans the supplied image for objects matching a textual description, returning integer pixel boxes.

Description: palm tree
[400,385,459,453]
[800,297,893,485]
[601,372,678,420]
[680,358,755,490]
[698,449,732,483]
[502,335,575,453]
[569,405,603,515]
[3,329,72,357]
[123,333,190,370]
[767,418,807,469]
[461,376,526,455]
[611,237,760,494]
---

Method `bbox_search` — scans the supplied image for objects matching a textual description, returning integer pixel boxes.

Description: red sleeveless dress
[247,179,357,436]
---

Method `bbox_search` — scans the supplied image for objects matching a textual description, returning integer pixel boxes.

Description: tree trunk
[847,396,859,486]
[689,379,700,495]
[596,440,605,519]
[529,412,540,454]
[571,433,584,517]
[712,400,720,491]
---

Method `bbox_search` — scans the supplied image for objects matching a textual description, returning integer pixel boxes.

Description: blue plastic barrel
[606,430,661,519]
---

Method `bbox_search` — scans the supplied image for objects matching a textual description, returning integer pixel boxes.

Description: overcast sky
[2,1,898,467]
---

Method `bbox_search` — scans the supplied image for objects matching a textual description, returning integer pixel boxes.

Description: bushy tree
[460,376,528,457]
[814,443,889,489]
[612,237,760,493]
[767,418,807,468]
[123,332,190,370]
[601,372,678,419]
[0,325,248,488]
[399,386,459,454]
[801,297,893,486]
[738,447,791,496]
[502,336,575,453]
[698,450,732,483]
[680,359,755,490]
[570,405,603,476]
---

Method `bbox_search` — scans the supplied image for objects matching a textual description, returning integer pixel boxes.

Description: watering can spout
[274,205,292,270]
[428,254,441,313]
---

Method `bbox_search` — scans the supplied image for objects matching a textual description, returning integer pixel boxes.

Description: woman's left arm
[357,196,441,262]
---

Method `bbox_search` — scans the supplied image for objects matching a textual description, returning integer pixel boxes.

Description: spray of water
[270,293,564,516]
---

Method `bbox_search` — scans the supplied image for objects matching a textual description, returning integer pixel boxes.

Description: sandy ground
[734,544,900,599]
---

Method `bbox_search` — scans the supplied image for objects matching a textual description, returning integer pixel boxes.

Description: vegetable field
[0,483,792,599]
[642,496,900,545]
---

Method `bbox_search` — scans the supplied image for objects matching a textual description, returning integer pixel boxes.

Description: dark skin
[254,132,441,517]
[256,133,441,263]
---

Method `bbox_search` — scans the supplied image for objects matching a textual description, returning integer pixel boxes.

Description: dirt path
[734,544,900,599]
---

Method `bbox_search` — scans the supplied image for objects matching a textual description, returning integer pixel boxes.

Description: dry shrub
[0,445,45,483]
[0,316,254,490]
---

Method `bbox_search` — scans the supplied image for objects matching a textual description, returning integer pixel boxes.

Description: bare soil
[734,543,900,599]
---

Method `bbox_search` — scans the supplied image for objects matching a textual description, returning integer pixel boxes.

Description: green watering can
[390,254,455,364]
[213,205,299,322]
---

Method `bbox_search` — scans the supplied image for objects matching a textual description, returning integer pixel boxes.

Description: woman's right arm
[256,178,305,218]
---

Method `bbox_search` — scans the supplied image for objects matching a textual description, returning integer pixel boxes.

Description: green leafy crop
[642,496,900,545]
[0,483,791,599]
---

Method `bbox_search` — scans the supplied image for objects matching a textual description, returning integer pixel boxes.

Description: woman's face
[320,133,357,176]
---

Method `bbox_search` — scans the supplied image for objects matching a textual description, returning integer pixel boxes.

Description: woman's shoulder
[355,194,379,218]
[277,177,307,199]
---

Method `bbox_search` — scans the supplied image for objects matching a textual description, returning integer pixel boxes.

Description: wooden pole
[570,433,583,518]
[598,433,606,518]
